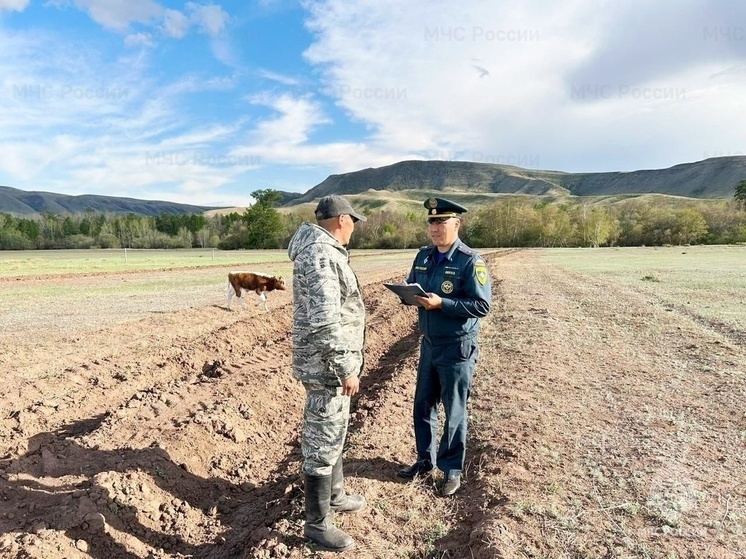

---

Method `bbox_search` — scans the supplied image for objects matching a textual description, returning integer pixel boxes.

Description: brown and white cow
[226,272,286,311]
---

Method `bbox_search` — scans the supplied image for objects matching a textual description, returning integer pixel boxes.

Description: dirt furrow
[0,266,440,559]
[4,249,740,559]
[461,251,746,559]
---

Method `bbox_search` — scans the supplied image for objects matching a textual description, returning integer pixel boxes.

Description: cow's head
[274,276,287,290]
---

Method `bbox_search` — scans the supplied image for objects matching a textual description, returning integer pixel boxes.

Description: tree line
[1,188,745,251]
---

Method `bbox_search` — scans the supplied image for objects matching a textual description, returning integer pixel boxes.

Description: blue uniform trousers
[413,336,478,475]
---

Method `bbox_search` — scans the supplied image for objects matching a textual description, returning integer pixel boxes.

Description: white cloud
[209,36,238,67]
[68,0,163,31]
[302,1,575,158]
[248,93,329,145]
[566,1,746,89]
[187,2,229,37]
[301,0,746,172]
[229,92,402,172]
[0,140,69,180]
[49,1,230,46]
[124,32,155,48]
[161,8,189,39]
[0,0,30,12]
[257,69,301,87]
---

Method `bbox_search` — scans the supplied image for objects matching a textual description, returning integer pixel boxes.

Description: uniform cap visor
[427,213,460,221]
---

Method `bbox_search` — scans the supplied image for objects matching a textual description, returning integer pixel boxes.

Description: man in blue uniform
[398,197,491,496]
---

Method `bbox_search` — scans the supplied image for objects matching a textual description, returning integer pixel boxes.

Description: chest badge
[440,280,454,294]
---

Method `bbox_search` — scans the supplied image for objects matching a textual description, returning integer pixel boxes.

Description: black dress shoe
[397,460,434,479]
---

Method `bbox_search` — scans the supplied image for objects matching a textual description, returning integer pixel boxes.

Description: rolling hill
[296,156,746,202]
[0,186,223,217]
[2,156,743,217]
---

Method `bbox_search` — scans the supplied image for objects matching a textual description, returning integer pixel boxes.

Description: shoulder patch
[474,259,488,285]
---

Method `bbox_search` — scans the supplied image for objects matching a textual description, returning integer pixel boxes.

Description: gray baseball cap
[315,195,367,222]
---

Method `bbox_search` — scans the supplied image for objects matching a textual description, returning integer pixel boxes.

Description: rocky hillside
[297,156,746,202]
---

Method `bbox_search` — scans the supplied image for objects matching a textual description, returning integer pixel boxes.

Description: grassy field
[0,248,421,278]
[0,248,292,277]
[0,249,419,320]
[3,246,742,331]
[540,245,746,333]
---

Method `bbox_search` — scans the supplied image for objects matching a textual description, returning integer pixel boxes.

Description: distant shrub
[0,229,34,250]
[96,233,121,249]
[63,234,96,249]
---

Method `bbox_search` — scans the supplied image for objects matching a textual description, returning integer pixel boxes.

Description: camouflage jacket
[287,222,365,385]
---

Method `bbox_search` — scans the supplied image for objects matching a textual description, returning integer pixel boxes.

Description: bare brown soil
[0,250,744,559]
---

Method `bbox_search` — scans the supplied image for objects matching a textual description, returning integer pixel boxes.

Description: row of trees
[2,189,745,251]
[1,210,220,250]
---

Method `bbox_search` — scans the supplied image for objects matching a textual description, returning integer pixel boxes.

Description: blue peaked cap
[423,197,468,218]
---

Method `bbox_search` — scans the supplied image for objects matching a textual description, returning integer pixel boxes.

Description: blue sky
[1,0,745,208]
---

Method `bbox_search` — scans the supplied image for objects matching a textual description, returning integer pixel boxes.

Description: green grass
[541,245,742,275]
[0,248,420,279]
[0,276,228,306]
[0,249,291,277]
[540,245,746,332]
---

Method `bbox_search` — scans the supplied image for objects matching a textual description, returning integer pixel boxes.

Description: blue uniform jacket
[406,238,491,345]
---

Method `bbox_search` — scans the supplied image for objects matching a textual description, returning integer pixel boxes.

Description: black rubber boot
[330,458,366,513]
[304,474,354,552]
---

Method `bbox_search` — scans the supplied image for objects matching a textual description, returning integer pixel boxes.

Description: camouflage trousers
[301,383,350,476]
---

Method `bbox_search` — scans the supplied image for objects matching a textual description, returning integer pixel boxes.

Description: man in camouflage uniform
[398,197,491,497]
[287,195,367,552]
